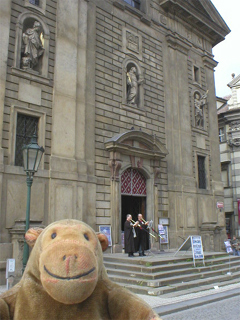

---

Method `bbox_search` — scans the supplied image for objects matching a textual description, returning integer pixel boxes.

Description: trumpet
[130,219,138,226]
[131,219,156,239]
[141,218,164,239]
[141,218,148,224]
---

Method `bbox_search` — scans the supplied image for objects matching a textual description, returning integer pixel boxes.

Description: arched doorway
[121,168,147,230]
[105,129,168,252]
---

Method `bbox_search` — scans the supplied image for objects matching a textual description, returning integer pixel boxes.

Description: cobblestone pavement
[161,295,240,320]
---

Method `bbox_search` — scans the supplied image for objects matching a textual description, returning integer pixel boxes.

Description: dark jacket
[124,220,135,253]
[134,220,149,251]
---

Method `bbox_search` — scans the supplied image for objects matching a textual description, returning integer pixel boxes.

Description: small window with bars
[219,127,225,142]
[29,0,39,5]
[198,155,206,189]
[124,0,140,10]
[15,113,39,167]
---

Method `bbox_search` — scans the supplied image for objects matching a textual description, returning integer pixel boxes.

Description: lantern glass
[22,134,44,174]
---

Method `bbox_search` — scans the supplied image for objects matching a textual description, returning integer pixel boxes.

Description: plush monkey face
[26,220,108,305]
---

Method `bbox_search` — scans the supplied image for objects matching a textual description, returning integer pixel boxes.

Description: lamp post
[22,133,44,272]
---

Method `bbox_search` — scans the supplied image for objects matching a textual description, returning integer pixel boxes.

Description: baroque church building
[0,0,230,278]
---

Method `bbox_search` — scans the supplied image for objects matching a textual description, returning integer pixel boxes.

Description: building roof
[227,74,240,88]
[159,0,230,46]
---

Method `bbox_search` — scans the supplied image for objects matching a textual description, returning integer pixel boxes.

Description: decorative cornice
[166,33,191,54]
[105,130,168,161]
[159,0,230,46]
[202,54,218,70]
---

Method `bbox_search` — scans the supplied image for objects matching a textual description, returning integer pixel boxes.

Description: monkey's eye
[51,232,57,239]
[84,233,89,241]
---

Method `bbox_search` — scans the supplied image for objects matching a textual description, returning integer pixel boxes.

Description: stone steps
[103,252,240,296]
[104,257,240,280]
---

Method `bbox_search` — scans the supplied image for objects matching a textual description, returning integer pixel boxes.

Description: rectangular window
[124,0,140,9]
[221,164,229,188]
[194,66,199,83]
[198,156,206,189]
[15,114,39,167]
[219,127,225,142]
[29,0,39,5]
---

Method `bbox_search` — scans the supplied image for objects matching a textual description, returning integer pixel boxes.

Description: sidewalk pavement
[138,282,240,315]
[1,281,240,316]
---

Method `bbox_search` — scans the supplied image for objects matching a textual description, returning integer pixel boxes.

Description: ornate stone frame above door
[105,130,168,252]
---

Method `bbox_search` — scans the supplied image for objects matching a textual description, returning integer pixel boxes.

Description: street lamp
[22,133,44,272]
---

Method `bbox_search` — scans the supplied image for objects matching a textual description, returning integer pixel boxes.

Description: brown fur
[0,219,161,320]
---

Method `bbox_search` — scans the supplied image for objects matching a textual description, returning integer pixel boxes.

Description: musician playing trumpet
[124,214,139,257]
[135,213,150,256]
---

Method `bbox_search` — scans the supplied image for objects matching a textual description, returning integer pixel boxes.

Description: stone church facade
[0,0,230,279]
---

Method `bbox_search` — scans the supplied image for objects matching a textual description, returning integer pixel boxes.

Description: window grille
[198,156,206,189]
[123,0,140,10]
[15,114,39,167]
[29,0,39,5]
[121,168,146,195]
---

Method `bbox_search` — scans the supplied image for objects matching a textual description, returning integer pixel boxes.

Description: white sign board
[6,259,15,278]
[224,240,233,254]
[191,236,204,260]
[175,235,205,266]
[158,225,168,244]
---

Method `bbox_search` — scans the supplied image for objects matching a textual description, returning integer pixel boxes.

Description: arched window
[24,0,46,14]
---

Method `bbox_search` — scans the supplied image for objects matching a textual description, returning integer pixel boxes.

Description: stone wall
[0,0,229,277]
[94,3,168,227]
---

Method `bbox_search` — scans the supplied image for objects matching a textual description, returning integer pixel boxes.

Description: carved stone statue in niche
[126,66,143,106]
[194,90,208,128]
[22,21,44,70]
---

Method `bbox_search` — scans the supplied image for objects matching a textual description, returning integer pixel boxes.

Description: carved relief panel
[122,27,142,60]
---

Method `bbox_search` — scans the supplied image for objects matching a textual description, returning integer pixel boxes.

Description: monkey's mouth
[44,265,95,280]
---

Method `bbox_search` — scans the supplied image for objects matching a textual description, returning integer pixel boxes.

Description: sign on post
[158,224,168,244]
[99,225,112,252]
[6,258,15,289]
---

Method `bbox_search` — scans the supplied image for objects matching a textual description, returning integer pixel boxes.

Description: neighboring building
[217,74,240,239]
[0,0,230,279]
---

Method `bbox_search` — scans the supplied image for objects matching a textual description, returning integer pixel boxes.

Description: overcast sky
[210,0,240,98]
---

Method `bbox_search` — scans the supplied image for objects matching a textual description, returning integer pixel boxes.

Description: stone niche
[13,11,50,77]
[122,58,144,112]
